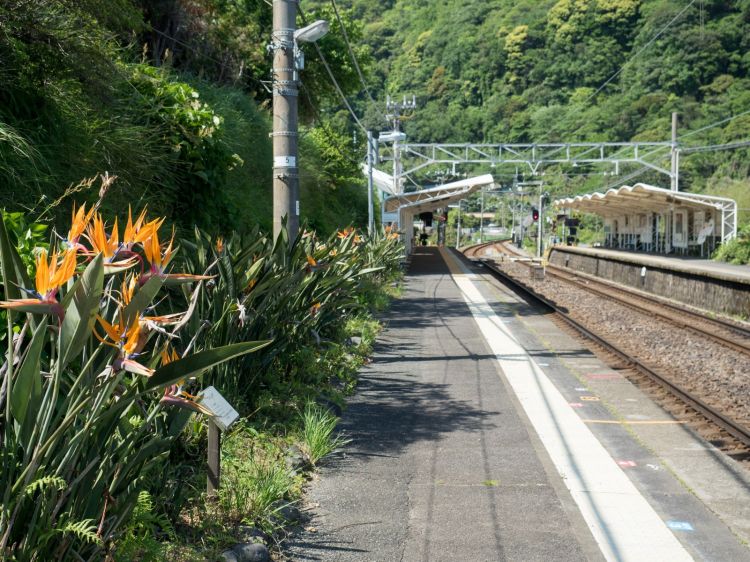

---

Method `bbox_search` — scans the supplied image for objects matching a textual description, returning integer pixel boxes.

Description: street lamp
[294,20,330,43]
[271,5,329,241]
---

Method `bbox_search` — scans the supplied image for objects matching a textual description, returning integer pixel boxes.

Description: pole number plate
[274,156,296,168]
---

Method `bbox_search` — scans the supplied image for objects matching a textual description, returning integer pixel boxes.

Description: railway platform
[551,245,750,284]
[549,245,750,318]
[285,246,750,562]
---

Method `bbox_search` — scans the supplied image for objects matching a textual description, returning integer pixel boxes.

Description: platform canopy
[554,183,737,241]
[384,174,495,214]
[364,166,401,196]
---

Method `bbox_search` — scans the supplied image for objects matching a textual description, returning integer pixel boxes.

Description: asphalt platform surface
[284,247,601,561]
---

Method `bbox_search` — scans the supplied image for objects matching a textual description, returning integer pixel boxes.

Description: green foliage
[713,224,750,264]
[129,65,240,232]
[0,0,370,240]
[300,403,350,466]
[218,437,296,530]
[1,211,48,276]
[302,0,750,223]
[178,224,403,407]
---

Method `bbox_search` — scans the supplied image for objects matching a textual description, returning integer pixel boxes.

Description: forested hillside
[303,0,750,213]
[0,0,369,235]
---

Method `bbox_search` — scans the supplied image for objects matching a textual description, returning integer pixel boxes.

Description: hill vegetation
[303,0,750,219]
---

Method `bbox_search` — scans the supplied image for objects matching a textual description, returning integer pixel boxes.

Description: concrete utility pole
[367,131,375,233]
[272,0,299,240]
[670,112,679,192]
[480,187,485,243]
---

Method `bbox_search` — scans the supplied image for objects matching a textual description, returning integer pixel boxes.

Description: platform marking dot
[569,402,584,408]
[617,460,637,468]
[667,521,694,532]
[580,396,600,401]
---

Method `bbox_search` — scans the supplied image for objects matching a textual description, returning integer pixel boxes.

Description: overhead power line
[602,166,652,190]
[679,108,750,140]
[330,0,375,104]
[298,7,367,133]
[310,42,367,132]
[580,0,697,107]
[149,27,267,90]
[681,139,750,154]
[544,0,697,142]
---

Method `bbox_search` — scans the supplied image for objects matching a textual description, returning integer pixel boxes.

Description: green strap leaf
[0,213,21,300]
[10,317,48,425]
[60,254,104,370]
[144,340,271,391]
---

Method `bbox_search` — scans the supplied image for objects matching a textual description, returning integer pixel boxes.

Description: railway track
[462,241,750,451]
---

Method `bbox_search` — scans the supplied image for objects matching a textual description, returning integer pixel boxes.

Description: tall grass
[301,403,350,466]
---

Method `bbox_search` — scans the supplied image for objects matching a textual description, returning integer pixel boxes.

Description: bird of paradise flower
[142,228,213,284]
[0,248,78,321]
[95,312,153,377]
[159,347,213,415]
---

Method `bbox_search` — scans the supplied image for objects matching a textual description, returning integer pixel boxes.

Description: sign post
[199,386,240,497]
[207,420,221,496]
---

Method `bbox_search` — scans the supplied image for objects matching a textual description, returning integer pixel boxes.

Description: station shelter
[379,174,495,252]
[554,183,737,256]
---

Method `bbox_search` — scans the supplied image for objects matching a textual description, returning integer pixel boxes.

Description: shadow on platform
[324,373,498,465]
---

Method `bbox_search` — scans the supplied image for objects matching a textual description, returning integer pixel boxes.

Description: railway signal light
[532,207,539,221]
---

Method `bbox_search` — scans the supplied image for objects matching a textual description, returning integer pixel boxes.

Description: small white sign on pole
[198,386,240,431]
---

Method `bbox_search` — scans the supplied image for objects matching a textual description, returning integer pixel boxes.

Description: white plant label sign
[198,386,239,431]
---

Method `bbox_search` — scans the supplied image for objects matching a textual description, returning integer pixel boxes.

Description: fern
[24,476,67,496]
[124,490,175,540]
[59,519,102,546]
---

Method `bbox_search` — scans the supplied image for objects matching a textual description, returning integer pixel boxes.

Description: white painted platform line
[440,250,692,562]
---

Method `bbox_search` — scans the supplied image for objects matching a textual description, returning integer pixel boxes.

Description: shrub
[713,224,750,264]
[0,187,267,560]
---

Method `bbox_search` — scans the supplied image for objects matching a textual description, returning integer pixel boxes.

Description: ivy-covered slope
[0,0,368,236]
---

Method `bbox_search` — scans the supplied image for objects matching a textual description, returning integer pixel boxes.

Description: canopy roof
[554,183,738,242]
[554,183,730,217]
[365,166,401,196]
[384,174,495,214]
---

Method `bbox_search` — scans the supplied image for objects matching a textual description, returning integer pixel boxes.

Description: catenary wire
[679,108,750,140]
[681,139,750,153]
[329,0,375,104]
[543,0,698,142]
[297,7,367,133]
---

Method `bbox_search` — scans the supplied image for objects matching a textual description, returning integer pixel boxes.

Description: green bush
[713,224,750,265]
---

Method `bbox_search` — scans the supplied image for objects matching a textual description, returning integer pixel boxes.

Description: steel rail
[494,240,750,353]
[543,264,750,357]
[462,243,750,449]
